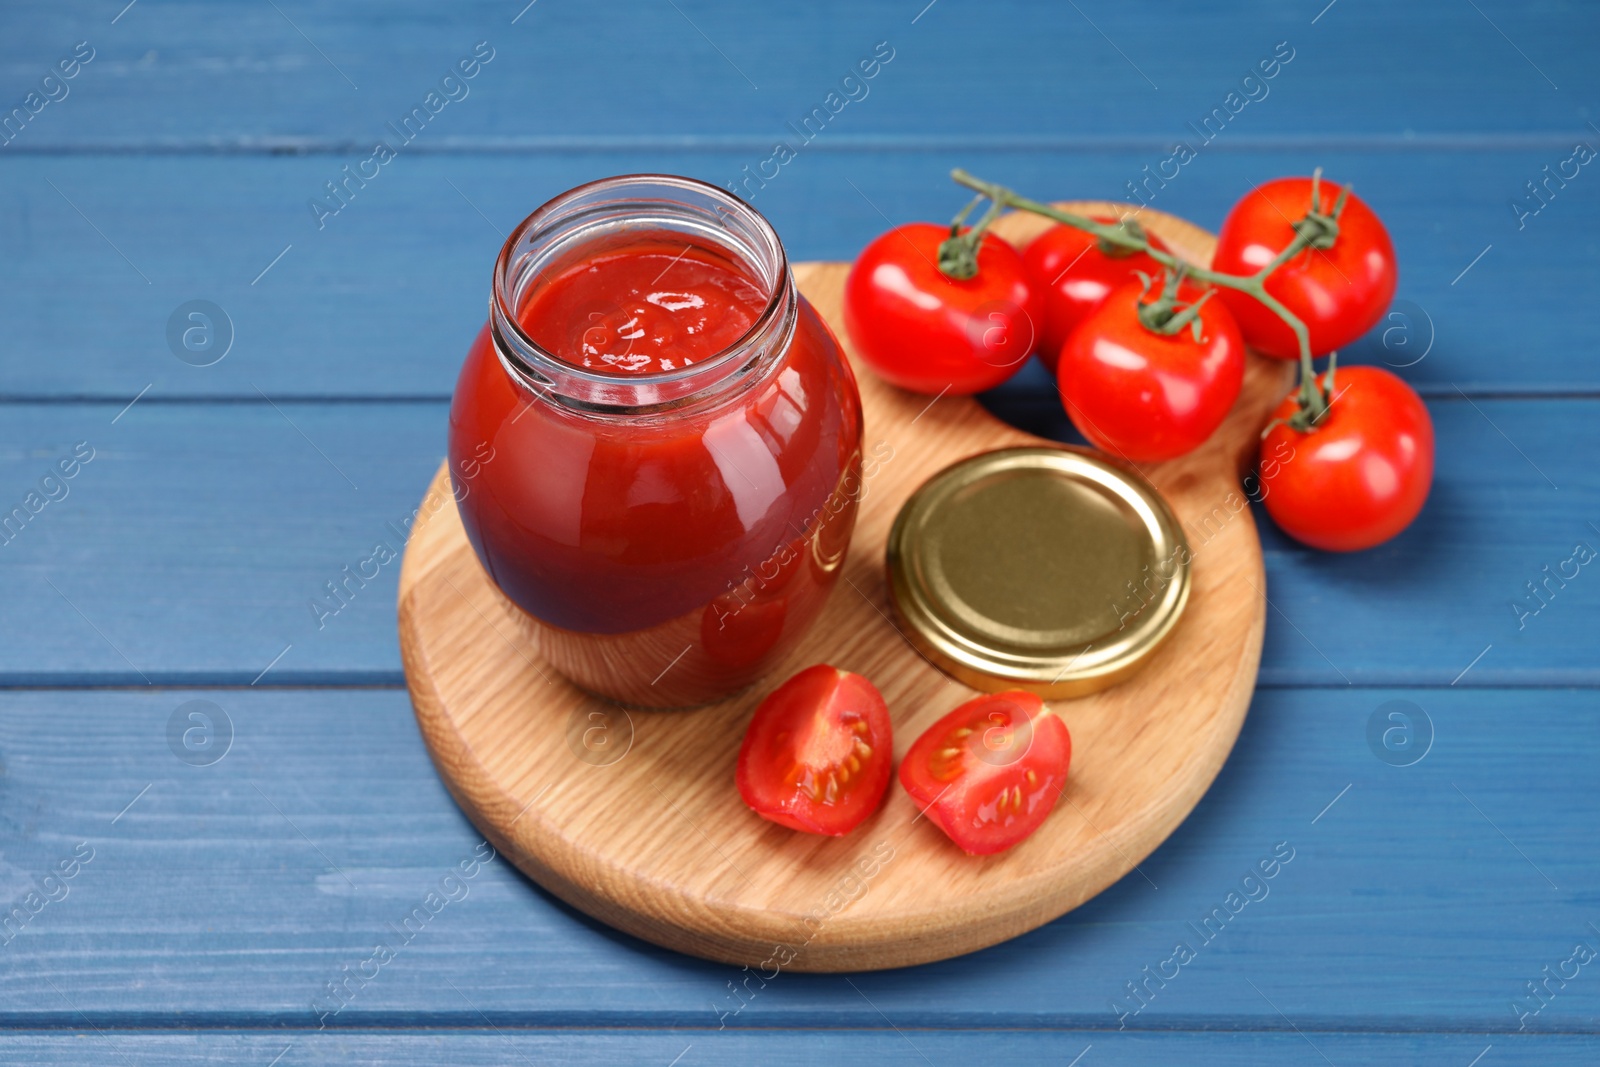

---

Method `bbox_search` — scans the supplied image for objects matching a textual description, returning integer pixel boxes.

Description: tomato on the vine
[843,222,1039,395]
[1211,177,1397,360]
[899,690,1070,856]
[1056,278,1245,463]
[1259,366,1433,552]
[736,664,893,836]
[1022,219,1171,372]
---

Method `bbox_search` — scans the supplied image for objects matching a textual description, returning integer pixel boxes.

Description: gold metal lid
[886,446,1190,698]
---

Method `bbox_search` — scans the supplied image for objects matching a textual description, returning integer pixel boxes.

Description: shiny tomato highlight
[899,690,1071,856]
[843,222,1040,395]
[1259,366,1434,552]
[1056,280,1245,463]
[736,665,893,836]
[1022,219,1171,373]
[1211,176,1397,360]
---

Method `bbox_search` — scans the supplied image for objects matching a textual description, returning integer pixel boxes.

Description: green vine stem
[1133,266,1215,342]
[943,166,1349,432]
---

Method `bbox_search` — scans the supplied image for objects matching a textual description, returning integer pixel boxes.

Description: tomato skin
[1022,220,1171,373]
[1211,177,1398,360]
[1260,366,1434,552]
[736,665,893,836]
[899,690,1071,856]
[842,223,1040,395]
[1056,280,1245,463]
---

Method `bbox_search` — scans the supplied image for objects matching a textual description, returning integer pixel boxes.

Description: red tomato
[1260,366,1434,552]
[1211,177,1398,360]
[842,222,1039,395]
[736,665,893,836]
[899,690,1071,856]
[1056,280,1245,463]
[1022,219,1171,373]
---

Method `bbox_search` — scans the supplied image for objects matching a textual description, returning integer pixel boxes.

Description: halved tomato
[736,665,893,836]
[899,690,1071,855]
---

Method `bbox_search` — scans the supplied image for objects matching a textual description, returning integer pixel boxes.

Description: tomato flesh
[899,691,1071,856]
[737,665,893,836]
[843,222,1040,395]
[1022,219,1172,373]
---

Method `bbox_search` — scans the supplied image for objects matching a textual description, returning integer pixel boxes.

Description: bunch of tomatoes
[842,170,1435,553]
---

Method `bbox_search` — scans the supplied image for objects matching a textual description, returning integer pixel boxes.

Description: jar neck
[490,175,796,416]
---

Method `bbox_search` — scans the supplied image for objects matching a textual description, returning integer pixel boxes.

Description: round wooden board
[399,204,1295,972]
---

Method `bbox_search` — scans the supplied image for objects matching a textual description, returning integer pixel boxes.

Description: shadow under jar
[449,175,864,708]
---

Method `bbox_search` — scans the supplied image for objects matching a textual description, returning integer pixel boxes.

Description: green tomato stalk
[939,167,1353,433]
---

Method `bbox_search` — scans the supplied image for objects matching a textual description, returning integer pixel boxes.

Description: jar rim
[490,173,793,413]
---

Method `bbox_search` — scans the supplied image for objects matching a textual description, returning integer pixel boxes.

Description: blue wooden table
[3,1,1597,1062]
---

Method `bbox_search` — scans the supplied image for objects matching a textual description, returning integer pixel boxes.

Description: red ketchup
[448,176,863,707]
[521,242,765,377]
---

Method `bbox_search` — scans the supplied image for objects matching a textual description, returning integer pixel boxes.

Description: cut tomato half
[899,690,1071,855]
[736,665,893,836]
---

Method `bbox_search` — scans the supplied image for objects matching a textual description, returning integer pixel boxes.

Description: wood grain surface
[397,205,1296,970]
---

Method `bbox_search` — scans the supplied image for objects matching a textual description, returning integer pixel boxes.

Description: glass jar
[448,175,864,708]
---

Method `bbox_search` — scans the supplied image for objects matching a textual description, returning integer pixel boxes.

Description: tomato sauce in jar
[448,175,863,707]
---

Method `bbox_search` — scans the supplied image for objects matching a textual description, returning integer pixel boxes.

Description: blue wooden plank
[0,1,1587,1057]
[1,0,1594,147]
[0,1030,1589,1066]
[0,686,1596,1030]
[0,400,443,685]
[0,148,1591,401]
[0,396,1590,685]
